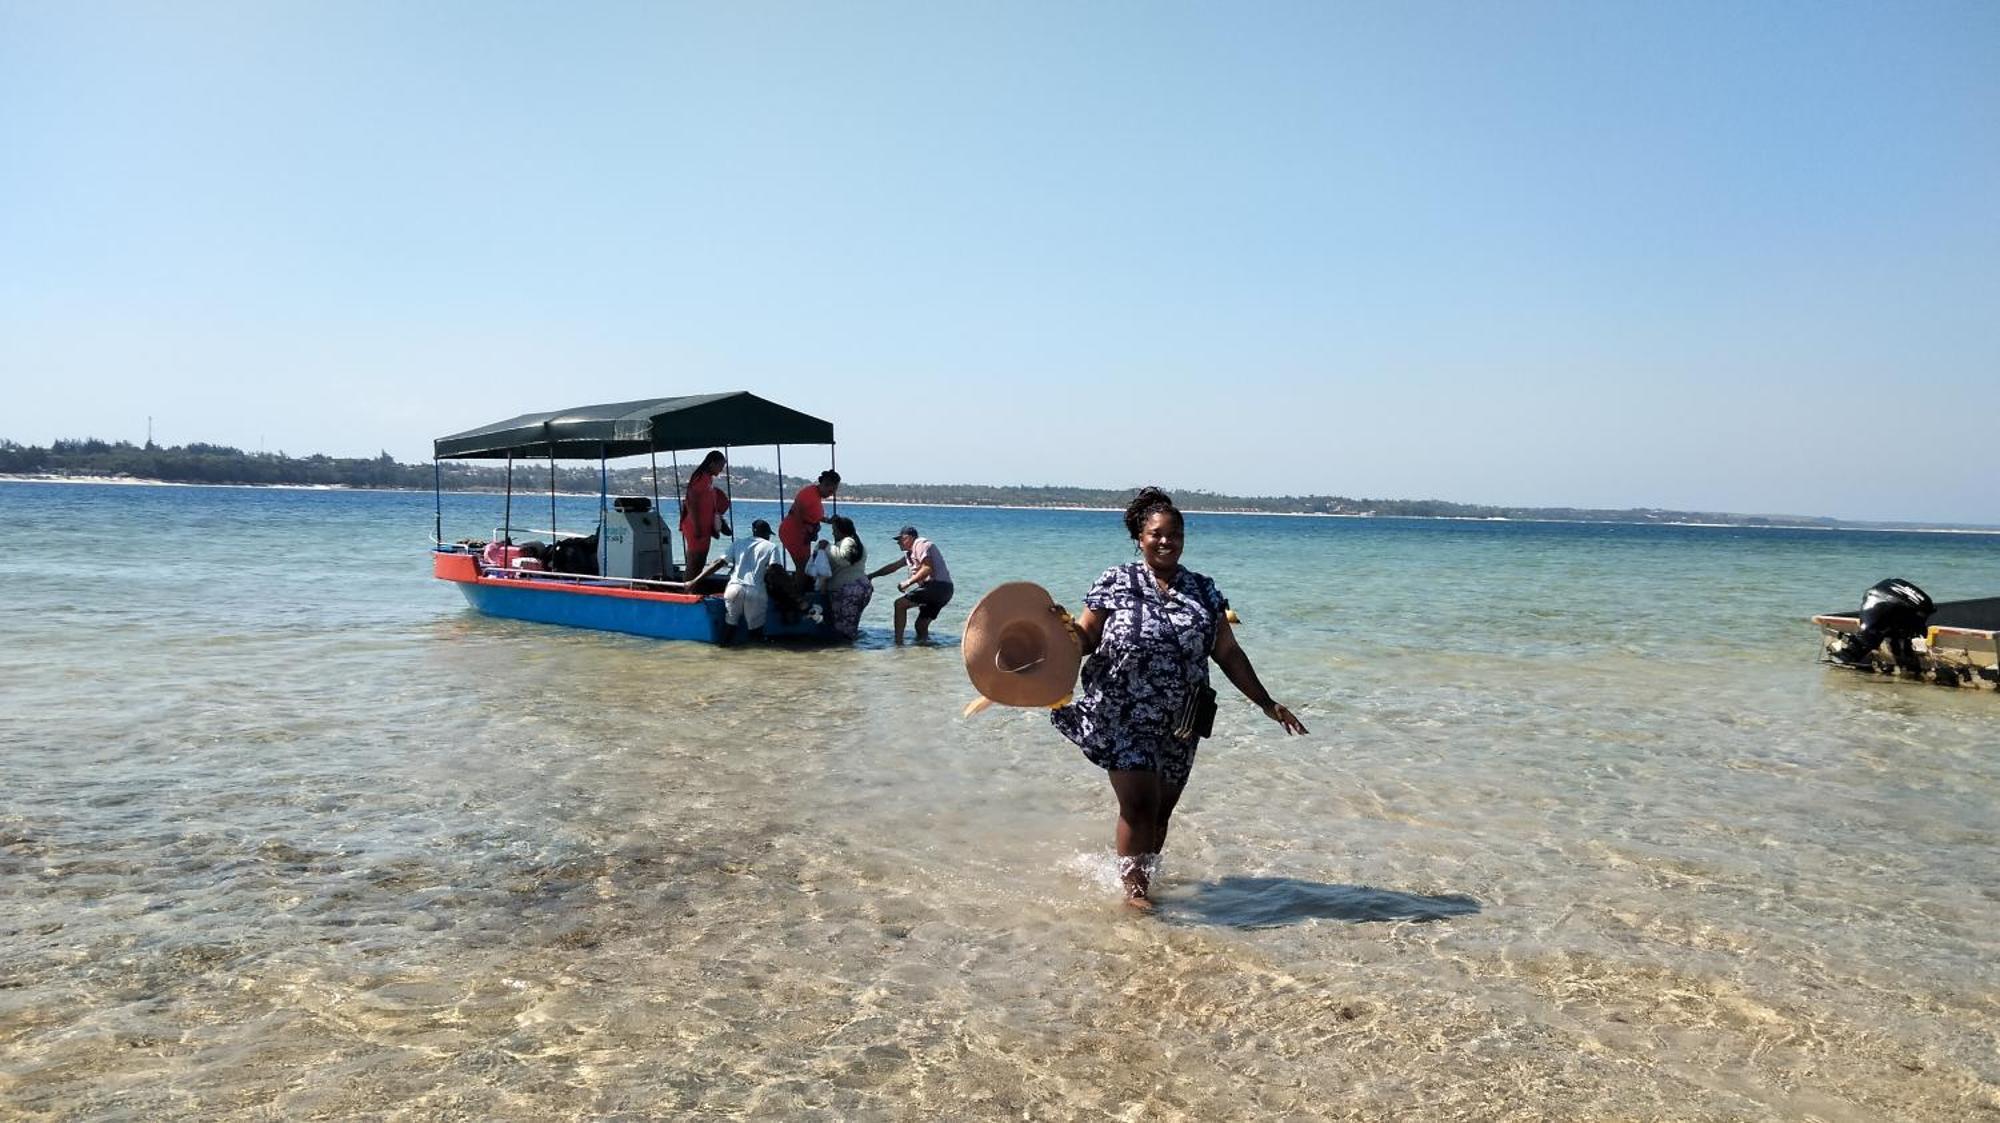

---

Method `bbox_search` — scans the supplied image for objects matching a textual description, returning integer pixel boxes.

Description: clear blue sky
[3,3,1995,522]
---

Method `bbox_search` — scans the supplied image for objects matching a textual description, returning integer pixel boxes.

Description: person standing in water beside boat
[823,515,874,640]
[678,450,731,582]
[870,525,955,644]
[719,519,782,645]
[778,470,840,572]
[1051,487,1307,908]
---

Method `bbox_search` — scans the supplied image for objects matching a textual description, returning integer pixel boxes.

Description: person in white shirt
[721,519,782,644]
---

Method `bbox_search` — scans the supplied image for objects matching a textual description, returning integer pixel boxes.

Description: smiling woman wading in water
[1050,487,1309,908]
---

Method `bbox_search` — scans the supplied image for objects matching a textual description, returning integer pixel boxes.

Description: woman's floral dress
[826,536,873,640]
[1051,562,1228,787]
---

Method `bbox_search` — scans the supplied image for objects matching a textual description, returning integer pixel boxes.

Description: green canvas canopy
[433,392,834,460]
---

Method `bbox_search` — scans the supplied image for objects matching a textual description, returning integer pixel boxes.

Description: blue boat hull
[457,579,725,641]
[436,550,849,644]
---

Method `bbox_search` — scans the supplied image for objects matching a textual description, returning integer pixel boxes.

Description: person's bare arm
[1072,606,1104,656]
[1211,619,1307,734]
[1048,604,1105,657]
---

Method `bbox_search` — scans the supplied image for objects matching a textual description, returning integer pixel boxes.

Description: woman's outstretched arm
[1211,620,1308,734]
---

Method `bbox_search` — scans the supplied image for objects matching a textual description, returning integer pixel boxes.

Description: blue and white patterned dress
[1050,562,1229,787]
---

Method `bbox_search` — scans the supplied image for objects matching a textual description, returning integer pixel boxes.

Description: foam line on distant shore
[5,473,1996,534]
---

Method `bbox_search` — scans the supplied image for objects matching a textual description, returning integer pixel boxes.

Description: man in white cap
[870,524,954,644]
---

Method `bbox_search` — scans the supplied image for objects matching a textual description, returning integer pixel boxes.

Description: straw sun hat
[961,582,1083,708]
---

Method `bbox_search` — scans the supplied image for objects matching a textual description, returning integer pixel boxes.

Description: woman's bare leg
[1153,777,1186,855]
[1110,769,1181,907]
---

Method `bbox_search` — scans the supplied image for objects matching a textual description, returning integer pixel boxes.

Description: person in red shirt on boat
[778,469,840,572]
[678,450,731,582]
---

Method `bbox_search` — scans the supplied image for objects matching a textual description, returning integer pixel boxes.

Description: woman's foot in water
[1119,853,1158,910]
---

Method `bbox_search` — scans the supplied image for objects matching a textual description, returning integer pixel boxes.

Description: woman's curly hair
[1123,486,1182,540]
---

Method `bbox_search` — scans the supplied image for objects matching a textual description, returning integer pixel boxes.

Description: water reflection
[1171,876,1481,928]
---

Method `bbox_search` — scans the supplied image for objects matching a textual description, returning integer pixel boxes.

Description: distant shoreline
[6,473,1996,535]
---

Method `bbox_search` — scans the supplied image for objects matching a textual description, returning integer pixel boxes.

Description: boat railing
[497,525,592,541]
[435,531,693,594]
[432,525,594,549]
[475,565,704,595]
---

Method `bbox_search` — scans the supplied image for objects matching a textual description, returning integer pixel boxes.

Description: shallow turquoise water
[2,480,1996,1119]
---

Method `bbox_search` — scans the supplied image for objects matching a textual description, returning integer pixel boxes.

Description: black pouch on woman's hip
[1171,684,1219,741]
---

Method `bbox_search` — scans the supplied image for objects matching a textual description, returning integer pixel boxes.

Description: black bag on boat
[765,567,811,624]
[551,533,599,576]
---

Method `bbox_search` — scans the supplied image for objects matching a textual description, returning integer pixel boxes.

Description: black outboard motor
[1829,578,1935,669]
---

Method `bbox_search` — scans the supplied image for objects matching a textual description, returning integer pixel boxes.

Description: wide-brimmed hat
[962,582,1083,708]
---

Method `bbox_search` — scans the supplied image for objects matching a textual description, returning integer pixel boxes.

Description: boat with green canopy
[429,391,846,643]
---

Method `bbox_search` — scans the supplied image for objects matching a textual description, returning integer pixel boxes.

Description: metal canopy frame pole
[723,445,735,548]
[548,441,558,545]
[433,459,442,544]
[669,450,684,578]
[651,449,669,577]
[502,453,514,549]
[775,444,786,570]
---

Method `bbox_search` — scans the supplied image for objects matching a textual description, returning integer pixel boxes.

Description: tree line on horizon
[0,436,1845,528]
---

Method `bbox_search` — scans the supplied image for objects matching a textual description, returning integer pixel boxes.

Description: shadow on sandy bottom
[1168,877,1481,928]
